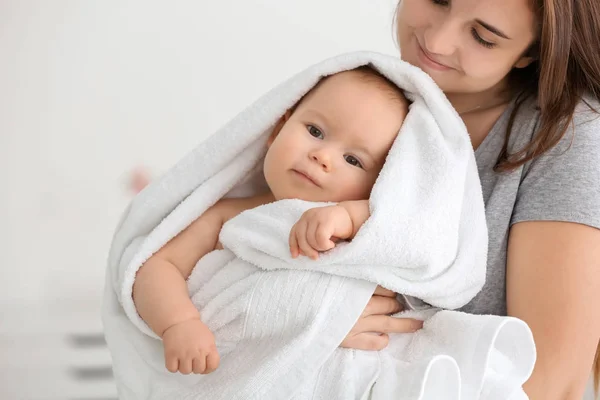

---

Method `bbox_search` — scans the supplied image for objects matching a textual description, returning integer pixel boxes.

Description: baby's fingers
[306,220,331,252]
[294,220,318,260]
[165,355,179,373]
[192,356,207,374]
[178,357,193,375]
[289,225,300,258]
[314,222,336,251]
[298,232,318,260]
[290,219,309,258]
[205,351,220,374]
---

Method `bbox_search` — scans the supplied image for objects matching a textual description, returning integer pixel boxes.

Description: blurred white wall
[1,2,597,399]
[0,2,401,398]
[0,0,398,307]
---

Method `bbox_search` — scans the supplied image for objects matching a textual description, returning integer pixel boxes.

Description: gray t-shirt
[459,95,600,316]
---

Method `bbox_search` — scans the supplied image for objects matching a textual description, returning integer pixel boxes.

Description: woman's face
[397,0,538,95]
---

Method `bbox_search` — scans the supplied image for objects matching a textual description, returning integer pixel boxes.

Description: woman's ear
[515,41,539,69]
[267,110,292,147]
[514,55,535,69]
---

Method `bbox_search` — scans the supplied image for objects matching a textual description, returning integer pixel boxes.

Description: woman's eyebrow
[476,19,511,40]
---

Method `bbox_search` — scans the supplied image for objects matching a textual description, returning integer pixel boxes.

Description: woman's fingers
[373,285,397,297]
[340,286,424,351]
[362,295,403,317]
[340,333,390,351]
[358,315,423,334]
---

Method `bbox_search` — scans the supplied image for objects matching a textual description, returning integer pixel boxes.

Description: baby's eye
[307,125,324,139]
[344,155,363,169]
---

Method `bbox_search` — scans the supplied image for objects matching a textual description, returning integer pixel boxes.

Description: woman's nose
[423,20,458,56]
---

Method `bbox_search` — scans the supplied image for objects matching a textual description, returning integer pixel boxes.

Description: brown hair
[508,1,600,393]
[497,0,600,172]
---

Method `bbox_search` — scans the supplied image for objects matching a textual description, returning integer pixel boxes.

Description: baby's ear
[268,110,292,146]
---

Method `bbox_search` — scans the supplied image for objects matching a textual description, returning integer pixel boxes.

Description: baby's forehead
[317,69,406,101]
[300,79,407,122]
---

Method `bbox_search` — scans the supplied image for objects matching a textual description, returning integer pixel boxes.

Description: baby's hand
[162,318,220,375]
[289,205,353,260]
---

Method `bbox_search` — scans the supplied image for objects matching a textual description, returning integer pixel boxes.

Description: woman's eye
[430,0,495,49]
[307,125,324,139]
[471,28,496,49]
[344,155,363,169]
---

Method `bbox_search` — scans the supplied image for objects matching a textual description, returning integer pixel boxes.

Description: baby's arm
[133,203,225,338]
[132,202,228,374]
[339,200,371,238]
[132,196,270,374]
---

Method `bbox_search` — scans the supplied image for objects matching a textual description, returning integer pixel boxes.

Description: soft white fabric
[102,51,536,399]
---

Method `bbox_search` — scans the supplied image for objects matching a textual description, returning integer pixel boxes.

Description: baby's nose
[309,149,332,172]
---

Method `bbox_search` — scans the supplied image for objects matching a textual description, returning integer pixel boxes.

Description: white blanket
[102,51,536,399]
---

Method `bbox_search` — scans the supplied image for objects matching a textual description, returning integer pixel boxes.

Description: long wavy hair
[499,0,600,173]
[494,0,600,393]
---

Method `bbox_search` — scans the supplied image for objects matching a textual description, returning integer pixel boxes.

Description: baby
[132,66,409,375]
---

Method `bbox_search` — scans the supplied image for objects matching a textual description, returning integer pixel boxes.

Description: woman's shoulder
[514,93,600,154]
[511,93,600,230]
[552,93,600,155]
[573,93,600,130]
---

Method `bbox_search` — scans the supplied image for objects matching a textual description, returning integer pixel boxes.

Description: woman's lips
[416,41,453,71]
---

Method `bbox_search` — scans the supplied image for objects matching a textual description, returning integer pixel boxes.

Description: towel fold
[102,51,536,399]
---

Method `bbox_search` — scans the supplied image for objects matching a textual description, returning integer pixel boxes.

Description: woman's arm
[507,221,600,400]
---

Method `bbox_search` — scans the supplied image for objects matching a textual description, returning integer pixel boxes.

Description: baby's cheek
[342,179,374,201]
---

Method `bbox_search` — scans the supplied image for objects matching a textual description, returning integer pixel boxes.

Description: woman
[340,1,600,399]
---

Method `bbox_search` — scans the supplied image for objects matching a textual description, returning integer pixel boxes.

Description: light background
[0,1,596,399]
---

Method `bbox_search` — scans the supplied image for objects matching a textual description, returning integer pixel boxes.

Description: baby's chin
[271,191,361,204]
[267,181,369,203]
[273,193,324,203]
[270,188,328,203]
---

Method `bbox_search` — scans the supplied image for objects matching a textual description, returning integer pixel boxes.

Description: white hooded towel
[102,51,536,400]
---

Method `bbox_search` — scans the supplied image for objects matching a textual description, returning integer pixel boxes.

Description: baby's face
[264,70,407,202]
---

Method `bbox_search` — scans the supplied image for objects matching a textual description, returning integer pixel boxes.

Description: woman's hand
[340,286,423,351]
